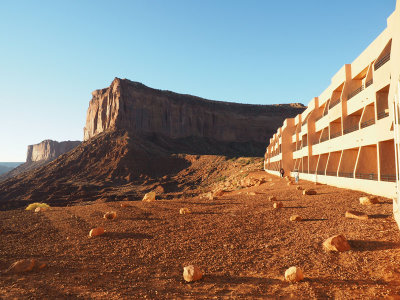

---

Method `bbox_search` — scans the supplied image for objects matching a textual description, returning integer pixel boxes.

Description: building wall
[264,0,400,227]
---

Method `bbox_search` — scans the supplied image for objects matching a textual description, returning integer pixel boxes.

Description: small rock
[284,266,304,282]
[345,210,368,220]
[248,192,256,196]
[183,265,203,282]
[34,206,49,212]
[323,234,351,252]
[303,189,317,195]
[142,191,156,202]
[296,186,304,190]
[180,208,191,214]
[5,259,36,273]
[103,211,117,220]
[268,196,277,202]
[273,202,283,209]
[287,182,293,186]
[290,215,302,222]
[359,196,380,205]
[89,227,105,237]
[120,203,130,207]
[214,190,225,197]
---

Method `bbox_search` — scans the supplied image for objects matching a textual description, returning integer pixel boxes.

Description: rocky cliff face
[26,140,81,162]
[0,140,81,181]
[84,78,305,149]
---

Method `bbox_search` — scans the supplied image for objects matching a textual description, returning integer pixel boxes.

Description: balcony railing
[330,131,342,139]
[381,174,396,182]
[365,79,373,88]
[355,173,378,180]
[320,135,329,143]
[374,53,391,71]
[343,124,359,135]
[338,172,354,178]
[360,118,375,129]
[348,85,364,100]
[315,115,323,122]
[377,110,389,120]
[329,99,341,109]
[326,171,337,176]
[317,170,325,175]
[302,120,308,126]
[323,109,329,116]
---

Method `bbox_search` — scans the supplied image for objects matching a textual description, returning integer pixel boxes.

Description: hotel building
[264,0,400,227]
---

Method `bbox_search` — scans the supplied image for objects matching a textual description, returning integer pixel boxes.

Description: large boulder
[290,215,302,222]
[323,234,351,252]
[303,189,317,195]
[89,227,105,237]
[179,208,191,215]
[273,202,283,209]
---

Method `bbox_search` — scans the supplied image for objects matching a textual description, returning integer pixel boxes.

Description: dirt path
[1,172,400,299]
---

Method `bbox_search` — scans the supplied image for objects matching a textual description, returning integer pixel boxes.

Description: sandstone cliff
[26,140,81,162]
[84,78,305,154]
[0,140,80,181]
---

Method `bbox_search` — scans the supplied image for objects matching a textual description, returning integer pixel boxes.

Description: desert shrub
[25,203,50,211]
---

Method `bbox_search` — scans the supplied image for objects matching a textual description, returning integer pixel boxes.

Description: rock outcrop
[84,78,305,155]
[0,140,80,181]
[26,140,81,162]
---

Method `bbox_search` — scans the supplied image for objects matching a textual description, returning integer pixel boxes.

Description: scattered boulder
[290,215,302,222]
[89,227,105,237]
[296,186,304,191]
[180,208,191,215]
[273,202,283,209]
[359,196,380,205]
[323,234,351,252]
[104,211,117,220]
[5,259,46,273]
[303,189,317,195]
[183,265,203,282]
[268,196,277,202]
[248,192,256,196]
[345,210,369,220]
[284,266,304,282]
[142,191,156,202]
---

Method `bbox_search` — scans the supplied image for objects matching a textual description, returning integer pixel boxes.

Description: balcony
[343,124,359,135]
[330,131,342,139]
[360,118,375,129]
[377,110,389,120]
[355,173,378,180]
[374,53,391,71]
[381,174,396,182]
[317,171,325,175]
[348,85,364,100]
[320,135,329,143]
[329,99,341,109]
[365,79,373,88]
[326,171,337,176]
[338,172,354,178]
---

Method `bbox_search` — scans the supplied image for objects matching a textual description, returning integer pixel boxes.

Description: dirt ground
[1,171,400,299]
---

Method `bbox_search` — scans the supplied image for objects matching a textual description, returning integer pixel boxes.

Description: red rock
[345,210,369,220]
[89,227,105,237]
[303,189,317,195]
[290,215,302,221]
[284,266,304,282]
[179,208,191,214]
[323,234,351,252]
[5,259,35,273]
[273,202,283,209]
[183,265,203,282]
[268,196,277,202]
[359,196,380,205]
[104,211,117,220]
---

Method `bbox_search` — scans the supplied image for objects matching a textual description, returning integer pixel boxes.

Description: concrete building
[264,0,400,228]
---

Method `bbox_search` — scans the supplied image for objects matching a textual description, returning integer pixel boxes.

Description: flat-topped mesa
[26,140,81,162]
[84,78,305,147]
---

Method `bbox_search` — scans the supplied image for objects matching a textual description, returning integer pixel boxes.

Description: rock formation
[26,140,81,162]
[84,78,305,156]
[0,140,80,181]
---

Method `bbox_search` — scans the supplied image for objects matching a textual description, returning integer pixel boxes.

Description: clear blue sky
[0,0,396,161]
